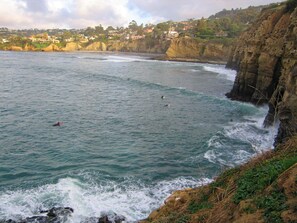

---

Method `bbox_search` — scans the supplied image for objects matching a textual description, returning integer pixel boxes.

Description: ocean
[0,51,276,222]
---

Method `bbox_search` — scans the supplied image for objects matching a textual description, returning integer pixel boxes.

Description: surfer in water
[53,121,62,126]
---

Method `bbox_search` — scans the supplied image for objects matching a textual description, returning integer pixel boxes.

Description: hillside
[0,5,265,60]
[140,137,297,223]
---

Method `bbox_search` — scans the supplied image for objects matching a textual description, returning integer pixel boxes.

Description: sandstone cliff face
[24,44,36,51]
[226,4,297,144]
[7,46,23,51]
[85,42,107,51]
[166,37,232,63]
[62,42,82,51]
[107,39,170,54]
[42,44,61,52]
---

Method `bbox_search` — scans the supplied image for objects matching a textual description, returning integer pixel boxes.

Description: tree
[286,0,297,12]
[61,31,72,41]
[84,27,96,36]
[129,20,138,31]
[106,26,115,31]
[95,25,104,35]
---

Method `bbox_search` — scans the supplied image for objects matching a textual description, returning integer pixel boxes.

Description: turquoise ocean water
[0,51,276,222]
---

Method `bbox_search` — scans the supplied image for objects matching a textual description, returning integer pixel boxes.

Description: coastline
[156,57,227,65]
[0,49,228,65]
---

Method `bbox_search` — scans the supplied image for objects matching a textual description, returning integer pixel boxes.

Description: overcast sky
[0,0,284,29]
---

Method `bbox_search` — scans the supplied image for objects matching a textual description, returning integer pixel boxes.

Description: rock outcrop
[85,42,107,51]
[42,43,61,52]
[165,37,232,63]
[7,46,23,51]
[107,39,170,54]
[23,44,36,51]
[0,207,126,223]
[226,3,297,144]
[62,42,82,51]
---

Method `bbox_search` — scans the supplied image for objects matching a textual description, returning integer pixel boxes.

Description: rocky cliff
[62,42,82,51]
[107,39,170,54]
[141,4,297,222]
[165,37,233,63]
[226,3,297,144]
[42,43,61,52]
[85,41,107,51]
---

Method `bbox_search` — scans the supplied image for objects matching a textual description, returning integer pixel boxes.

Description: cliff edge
[226,2,297,145]
[165,37,232,63]
[140,137,297,223]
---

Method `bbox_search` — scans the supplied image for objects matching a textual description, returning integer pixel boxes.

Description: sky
[0,0,285,29]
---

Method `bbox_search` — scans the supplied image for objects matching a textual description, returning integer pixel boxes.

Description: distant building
[88,36,96,41]
[131,35,145,40]
[144,28,153,33]
[1,38,9,43]
[65,37,75,42]
[167,31,179,38]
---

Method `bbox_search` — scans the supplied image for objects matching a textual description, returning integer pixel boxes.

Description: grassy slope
[140,137,297,223]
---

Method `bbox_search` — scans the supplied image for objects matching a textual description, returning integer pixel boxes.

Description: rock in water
[0,207,74,223]
[0,208,127,223]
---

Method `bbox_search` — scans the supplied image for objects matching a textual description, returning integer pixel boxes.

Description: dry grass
[140,136,297,223]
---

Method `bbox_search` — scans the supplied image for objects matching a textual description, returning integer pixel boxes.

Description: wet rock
[0,207,74,223]
[0,208,126,223]
[98,213,126,223]
[21,216,49,223]
[226,5,297,144]
[42,207,74,218]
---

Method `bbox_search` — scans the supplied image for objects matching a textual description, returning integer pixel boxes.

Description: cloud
[21,0,49,13]
[0,0,284,29]
[129,0,285,21]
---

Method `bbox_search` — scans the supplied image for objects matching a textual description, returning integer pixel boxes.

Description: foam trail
[203,65,236,82]
[104,55,148,63]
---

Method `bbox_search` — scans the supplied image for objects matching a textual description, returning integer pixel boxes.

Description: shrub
[233,156,297,203]
[255,189,287,223]
[286,0,297,12]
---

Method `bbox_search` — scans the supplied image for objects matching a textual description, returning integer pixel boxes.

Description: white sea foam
[0,176,212,223]
[204,109,278,167]
[104,55,148,63]
[203,65,236,82]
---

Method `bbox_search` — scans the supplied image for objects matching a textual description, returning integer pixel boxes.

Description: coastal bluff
[165,37,232,63]
[226,3,297,145]
[140,2,297,223]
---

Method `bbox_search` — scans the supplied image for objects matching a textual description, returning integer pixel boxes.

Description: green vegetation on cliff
[286,0,297,12]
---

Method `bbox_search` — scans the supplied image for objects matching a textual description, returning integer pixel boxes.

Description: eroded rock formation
[85,42,107,51]
[226,4,297,144]
[62,42,82,51]
[107,39,170,54]
[165,37,232,63]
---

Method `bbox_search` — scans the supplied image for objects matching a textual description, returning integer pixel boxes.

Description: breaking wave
[205,109,278,167]
[0,176,211,222]
[203,65,236,82]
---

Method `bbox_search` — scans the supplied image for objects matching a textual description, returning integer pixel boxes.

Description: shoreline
[155,57,227,65]
[0,49,228,65]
